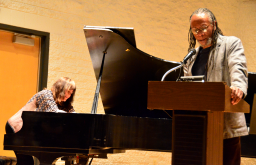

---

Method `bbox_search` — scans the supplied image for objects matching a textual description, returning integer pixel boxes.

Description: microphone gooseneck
[161,49,196,81]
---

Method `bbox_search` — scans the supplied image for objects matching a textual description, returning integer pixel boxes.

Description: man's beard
[198,38,212,47]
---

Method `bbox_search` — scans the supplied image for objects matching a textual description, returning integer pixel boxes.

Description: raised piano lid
[84,26,181,118]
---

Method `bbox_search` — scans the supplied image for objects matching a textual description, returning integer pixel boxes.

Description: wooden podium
[147,81,249,165]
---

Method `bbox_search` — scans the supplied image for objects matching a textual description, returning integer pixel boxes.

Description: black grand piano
[4,26,180,165]
[3,26,256,165]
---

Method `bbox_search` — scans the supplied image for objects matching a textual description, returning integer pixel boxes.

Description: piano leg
[79,158,90,165]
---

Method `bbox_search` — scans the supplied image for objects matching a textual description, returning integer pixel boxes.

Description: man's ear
[214,21,217,30]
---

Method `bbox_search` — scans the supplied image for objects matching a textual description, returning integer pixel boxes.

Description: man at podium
[184,8,248,165]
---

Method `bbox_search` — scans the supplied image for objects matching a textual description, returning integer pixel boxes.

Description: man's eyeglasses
[190,24,212,35]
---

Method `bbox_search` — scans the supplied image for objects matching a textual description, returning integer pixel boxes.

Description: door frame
[0,23,50,90]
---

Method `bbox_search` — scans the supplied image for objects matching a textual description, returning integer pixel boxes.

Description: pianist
[184,8,248,165]
[5,77,76,165]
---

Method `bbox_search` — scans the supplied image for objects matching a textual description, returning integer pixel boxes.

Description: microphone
[182,49,196,64]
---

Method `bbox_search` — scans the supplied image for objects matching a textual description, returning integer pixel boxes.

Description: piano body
[4,26,256,164]
[4,112,173,164]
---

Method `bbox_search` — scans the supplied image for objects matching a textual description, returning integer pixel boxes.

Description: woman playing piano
[5,77,76,165]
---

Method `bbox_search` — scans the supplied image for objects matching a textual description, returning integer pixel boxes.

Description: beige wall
[1,0,255,113]
[1,0,256,164]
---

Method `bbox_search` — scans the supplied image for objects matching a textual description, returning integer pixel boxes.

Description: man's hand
[230,86,244,105]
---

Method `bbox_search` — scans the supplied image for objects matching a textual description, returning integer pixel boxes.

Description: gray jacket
[184,34,248,139]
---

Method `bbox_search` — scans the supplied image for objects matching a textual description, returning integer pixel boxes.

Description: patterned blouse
[26,89,75,113]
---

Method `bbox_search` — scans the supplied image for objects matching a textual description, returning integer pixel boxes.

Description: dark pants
[223,137,241,165]
[5,122,34,165]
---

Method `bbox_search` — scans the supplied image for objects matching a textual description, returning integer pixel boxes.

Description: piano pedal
[62,155,89,165]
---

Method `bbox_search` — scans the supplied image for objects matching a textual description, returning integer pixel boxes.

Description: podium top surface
[147,81,249,113]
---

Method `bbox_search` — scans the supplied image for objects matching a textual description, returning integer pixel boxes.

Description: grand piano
[3,26,256,165]
[4,26,180,165]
